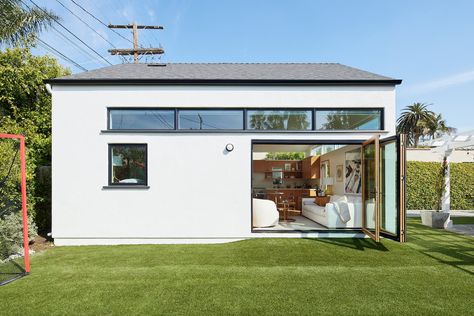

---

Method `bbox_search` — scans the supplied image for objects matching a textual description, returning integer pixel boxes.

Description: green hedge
[406,161,443,210]
[406,161,474,210]
[451,163,474,210]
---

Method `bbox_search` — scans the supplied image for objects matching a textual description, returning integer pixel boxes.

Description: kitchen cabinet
[302,156,320,179]
[252,160,304,179]
[252,160,267,172]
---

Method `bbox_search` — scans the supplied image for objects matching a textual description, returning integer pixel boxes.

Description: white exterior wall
[407,148,474,163]
[51,85,396,245]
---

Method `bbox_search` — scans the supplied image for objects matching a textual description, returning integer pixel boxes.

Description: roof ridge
[143,62,341,65]
[48,62,402,84]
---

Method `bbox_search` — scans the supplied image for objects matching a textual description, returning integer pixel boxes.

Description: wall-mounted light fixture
[225,143,234,152]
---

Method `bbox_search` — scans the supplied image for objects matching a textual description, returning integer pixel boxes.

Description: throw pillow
[330,195,347,204]
[338,201,351,223]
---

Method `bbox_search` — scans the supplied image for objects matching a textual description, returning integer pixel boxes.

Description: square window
[109,144,147,185]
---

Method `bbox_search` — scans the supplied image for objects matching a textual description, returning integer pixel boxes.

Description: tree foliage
[249,111,310,130]
[265,152,305,160]
[397,103,455,147]
[322,111,379,130]
[0,47,70,234]
[0,0,58,46]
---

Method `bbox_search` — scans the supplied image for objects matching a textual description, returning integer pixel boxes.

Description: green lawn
[452,216,474,225]
[1,219,473,315]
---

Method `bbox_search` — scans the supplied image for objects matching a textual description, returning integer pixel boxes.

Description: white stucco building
[46,63,406,245]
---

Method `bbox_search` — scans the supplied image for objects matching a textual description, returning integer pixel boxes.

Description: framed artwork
[336,165,343,182]
[320,160,330,177]
[345,149,361,194]
[284,163,291,171]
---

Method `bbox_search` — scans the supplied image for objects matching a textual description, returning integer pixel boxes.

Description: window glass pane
[246,110,312,130]
[315,109,382,130]
[178,110,243,130]
[110,145,147,185]
[381,141,398,234]
[363,142,377,231]
[109,109,174,130]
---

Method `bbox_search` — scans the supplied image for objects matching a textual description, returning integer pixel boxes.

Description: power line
[4,0,95,69]
[54,1,114,49]
[50,27,107,66]
[68,0,136,46]
[25,0,113,66]
[38,39,88,71]
[108,23,164,63]
[54,0,127,63]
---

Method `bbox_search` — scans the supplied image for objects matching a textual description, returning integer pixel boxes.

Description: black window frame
[105,107,385,133]
[245,108,314,131]
[108,108,176,130]
[177,108,245,130]
[108,143,148,187]
[314,107,384,131]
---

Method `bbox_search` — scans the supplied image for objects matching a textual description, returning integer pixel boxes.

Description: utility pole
[108,22,164,63]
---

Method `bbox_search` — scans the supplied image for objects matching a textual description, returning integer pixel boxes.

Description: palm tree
[423,113,456,140]
[0,0,58,46]
[397,103,435,147]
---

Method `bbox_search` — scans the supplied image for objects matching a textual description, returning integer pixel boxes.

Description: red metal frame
[0,133,30,273]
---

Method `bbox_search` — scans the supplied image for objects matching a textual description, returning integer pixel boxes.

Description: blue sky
[32,0,474,131]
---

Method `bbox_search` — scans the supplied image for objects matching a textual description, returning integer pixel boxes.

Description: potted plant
[420,157,450,228]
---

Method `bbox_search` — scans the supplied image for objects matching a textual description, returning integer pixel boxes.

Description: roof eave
[44,78,402,86]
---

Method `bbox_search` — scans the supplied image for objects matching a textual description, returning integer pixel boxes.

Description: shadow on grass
[303,237,389,252]
[0,259,26,286]
[408,220,474,276]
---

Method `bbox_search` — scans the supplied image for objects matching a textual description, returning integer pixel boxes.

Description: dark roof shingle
[47,63,401,85]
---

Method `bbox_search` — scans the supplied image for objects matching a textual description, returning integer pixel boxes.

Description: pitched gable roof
[46,63,402,85]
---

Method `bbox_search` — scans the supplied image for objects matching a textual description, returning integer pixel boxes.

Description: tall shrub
[451,163,474,210]
[406,161,443,210]
[0,47,69,234]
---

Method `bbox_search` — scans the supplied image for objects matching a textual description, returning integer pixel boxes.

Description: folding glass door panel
[380,135,407,242]
[361,134,406,243]
[380,140,398,235]
[362,136,380,242]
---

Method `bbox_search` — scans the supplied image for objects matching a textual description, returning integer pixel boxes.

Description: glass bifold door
[361,134,406,242]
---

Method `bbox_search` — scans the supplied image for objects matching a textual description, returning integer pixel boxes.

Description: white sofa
[302,195,374,228]
[252,198,279,228]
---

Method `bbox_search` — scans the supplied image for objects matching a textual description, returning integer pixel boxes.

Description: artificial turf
[1,219,473,315]
[451,216,474,225]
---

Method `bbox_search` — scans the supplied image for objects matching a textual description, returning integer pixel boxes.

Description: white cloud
[406,69,474,95]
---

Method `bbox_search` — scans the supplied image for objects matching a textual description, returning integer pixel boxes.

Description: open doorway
[251,137,406,242]
[251,141,364,232]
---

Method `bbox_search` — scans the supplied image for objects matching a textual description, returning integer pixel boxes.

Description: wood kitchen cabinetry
[302,156,320,179]
[252,160,268,172]
[252,160,303,179]
[253,158,320,180]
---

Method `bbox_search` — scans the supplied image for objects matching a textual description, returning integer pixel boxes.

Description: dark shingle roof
[46,63,401,85]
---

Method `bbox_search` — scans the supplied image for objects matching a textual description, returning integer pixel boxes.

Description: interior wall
[319,145,361,196]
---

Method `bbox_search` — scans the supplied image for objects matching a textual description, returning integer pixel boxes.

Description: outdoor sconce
[225,143,234,152]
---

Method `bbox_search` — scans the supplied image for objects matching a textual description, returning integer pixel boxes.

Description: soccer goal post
[0,133,30,286]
